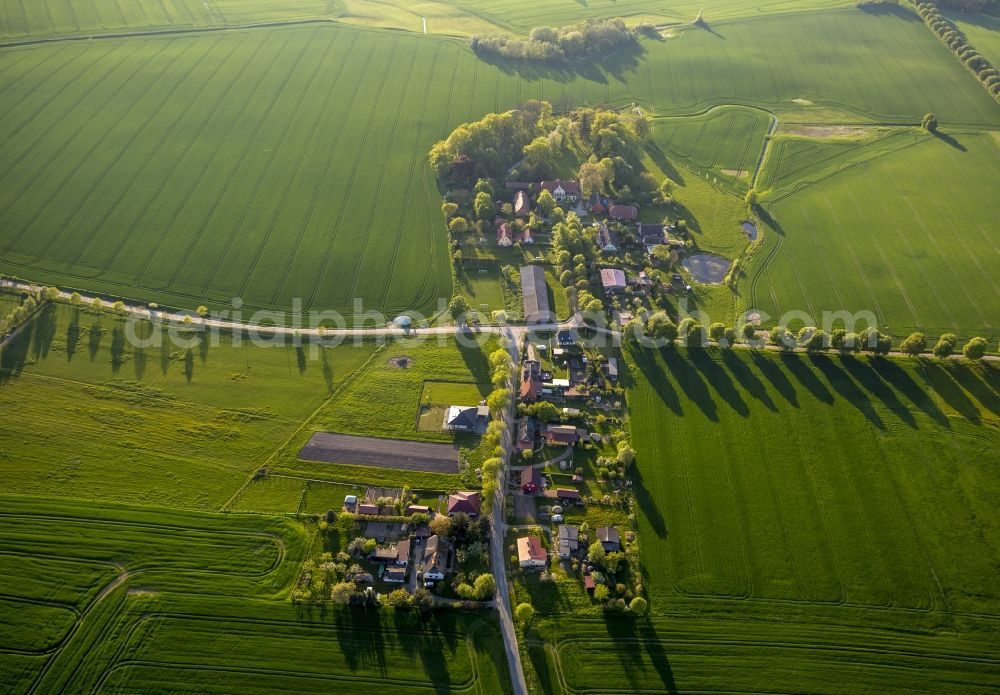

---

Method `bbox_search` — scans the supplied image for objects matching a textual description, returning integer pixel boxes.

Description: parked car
[551,514,564,523]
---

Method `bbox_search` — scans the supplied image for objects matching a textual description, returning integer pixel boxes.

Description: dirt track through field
[297,432,460,473]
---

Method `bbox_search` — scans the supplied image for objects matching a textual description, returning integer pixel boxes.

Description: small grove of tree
[932,332,958,358]
[474,191,494,220]
[921,112,939,133]
[963,336,988,361]
[899,332,927,356]
[470,18,638,63]
[519,400,560,422]
[449,217,469,234]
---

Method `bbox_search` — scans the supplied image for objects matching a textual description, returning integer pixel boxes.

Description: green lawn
[0,497,510,694]
[748,130,1000,340]
[519,347,1000,694]
[0,300,372,509]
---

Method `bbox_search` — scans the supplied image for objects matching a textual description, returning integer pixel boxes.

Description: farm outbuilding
[520,265,552,324]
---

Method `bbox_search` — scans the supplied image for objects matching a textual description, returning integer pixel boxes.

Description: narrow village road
[488,327,529,695]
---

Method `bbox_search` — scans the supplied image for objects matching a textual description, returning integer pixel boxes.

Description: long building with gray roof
[520,265,552,324]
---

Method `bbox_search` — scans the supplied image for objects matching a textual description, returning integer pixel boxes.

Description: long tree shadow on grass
[31,303,56,362]
[631,457,667,538]
[0,319,33,385]
[458,330,491,381]
[720,350,777,411]
[66,307,81,361]
[810,354,885,430]
[949,362,1000,418]
[687,349,749,417]
[630,346,682,415]
[838,356,917,428]
[749,350,798,407]
[333,606,388,676]
[664,349,718,421]
[779,352,834,405]
[476,40,645,87]
[932,130,967,152]
[873,358,948,426]
[603,616,678,694]
[110,323,127,374]
[88,319,103,361]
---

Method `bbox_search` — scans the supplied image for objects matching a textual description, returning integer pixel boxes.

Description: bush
[515,602,535,623]
[963,336,988,360]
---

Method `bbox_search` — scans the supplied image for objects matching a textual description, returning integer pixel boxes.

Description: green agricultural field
[0,300,372,509]
[748,130,1000,340]
[1,8,998,326]
[651,105,773,192]
[517,347,1000,693]
[0,497,510,694]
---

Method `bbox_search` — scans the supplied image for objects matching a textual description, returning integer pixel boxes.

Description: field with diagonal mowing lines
[0,497,511,694]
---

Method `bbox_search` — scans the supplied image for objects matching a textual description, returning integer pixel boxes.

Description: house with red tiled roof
[447,491,481,517]
[517,536,547,568]
[609,204,638,221]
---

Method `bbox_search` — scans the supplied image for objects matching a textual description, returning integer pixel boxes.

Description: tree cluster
[470,18,638,63]
[913,0,1000,101]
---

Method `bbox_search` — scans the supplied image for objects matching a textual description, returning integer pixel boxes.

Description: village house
[597,527,621,552]
[609,204,638,222]
[557,524,579,559]
[520,466,542,494]
[540,179,580,203]
[518,227,534,244]
[594,223,617,254]
[520,360,543,403]
[603,357,619,382]
[600,268,627,293]
[515,190,531,217]
[443,404,490,433]
[517,535,547,569]
[370,539,410,566]
[358,502,380,516]
[421,534,451,583]
[405,504,430,516]
[520,265,552,324]
[343,494,358,512]
[447,490,481,517]
[637,223,666,246]
[545,424,581,446]
[515,418,538,452]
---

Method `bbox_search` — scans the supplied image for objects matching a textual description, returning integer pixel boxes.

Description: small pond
[682,253,731,284]
[741,220,758,241]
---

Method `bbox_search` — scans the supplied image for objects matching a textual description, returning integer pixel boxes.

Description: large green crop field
[0,497,510,694]
[749,129,1000,340]
[0,8,997,325]
[519,347,1000,693]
